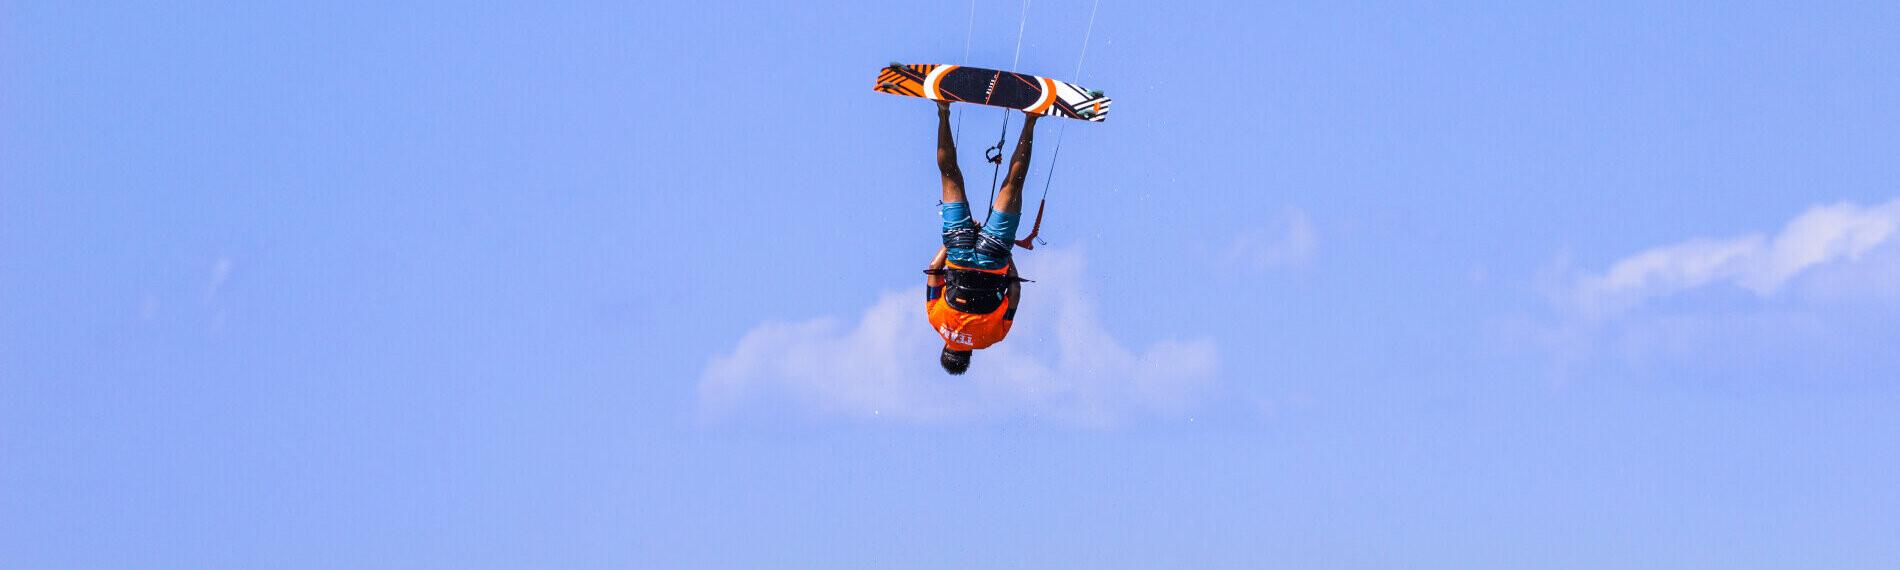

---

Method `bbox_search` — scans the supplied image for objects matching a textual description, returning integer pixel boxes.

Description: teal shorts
[940,202,1019,270]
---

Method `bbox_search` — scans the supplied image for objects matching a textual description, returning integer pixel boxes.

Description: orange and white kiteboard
[875,63,1111,122]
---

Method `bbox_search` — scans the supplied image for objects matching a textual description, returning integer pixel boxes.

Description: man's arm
[926,246,948,301]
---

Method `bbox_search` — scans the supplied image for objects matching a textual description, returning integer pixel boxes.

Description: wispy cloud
[1572,199,1900,317]
[1223,208,1317,270]
[1513,198,1900,379]
[699,249,1218,427]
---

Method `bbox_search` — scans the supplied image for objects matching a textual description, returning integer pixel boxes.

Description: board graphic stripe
[1027,76,1057,114]
[885,66,921,82]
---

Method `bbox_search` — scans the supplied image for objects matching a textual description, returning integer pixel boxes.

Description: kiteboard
[875,63,1111,123]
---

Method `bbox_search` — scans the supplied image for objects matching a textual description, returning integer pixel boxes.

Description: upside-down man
[925,101,1037,375]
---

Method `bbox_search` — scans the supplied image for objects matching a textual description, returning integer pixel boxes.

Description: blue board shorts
[940,202,1020,270]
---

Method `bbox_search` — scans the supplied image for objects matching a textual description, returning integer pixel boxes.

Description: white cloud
[698,248,1218,427]
[1572,199,1900,316]
[1223,208,1317,270]
[1513,198,1900,379]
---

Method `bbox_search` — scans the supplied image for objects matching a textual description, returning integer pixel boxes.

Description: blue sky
[6,1,1900,567]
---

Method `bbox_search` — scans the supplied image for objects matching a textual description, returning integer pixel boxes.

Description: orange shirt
[926,262,1015,350]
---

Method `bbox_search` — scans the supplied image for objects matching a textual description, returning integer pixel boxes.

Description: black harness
[944,268,1029,314]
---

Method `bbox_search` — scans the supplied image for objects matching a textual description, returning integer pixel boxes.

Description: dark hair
[940,348,973,375]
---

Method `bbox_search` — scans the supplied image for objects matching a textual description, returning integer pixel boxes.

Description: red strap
[1014,198,1046,250]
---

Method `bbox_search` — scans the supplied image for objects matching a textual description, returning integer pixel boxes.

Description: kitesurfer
[925,101,1037,375]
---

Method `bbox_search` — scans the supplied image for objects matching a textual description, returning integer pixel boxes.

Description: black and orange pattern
[875,63,1111,123]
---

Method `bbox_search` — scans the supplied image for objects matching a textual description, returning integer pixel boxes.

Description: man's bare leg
[994,112,1038,215]
[937,101,967,204]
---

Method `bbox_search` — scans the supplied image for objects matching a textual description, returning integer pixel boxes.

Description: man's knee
[938,151,962,172]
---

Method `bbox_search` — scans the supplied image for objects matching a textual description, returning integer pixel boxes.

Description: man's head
[940,347,973,375]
